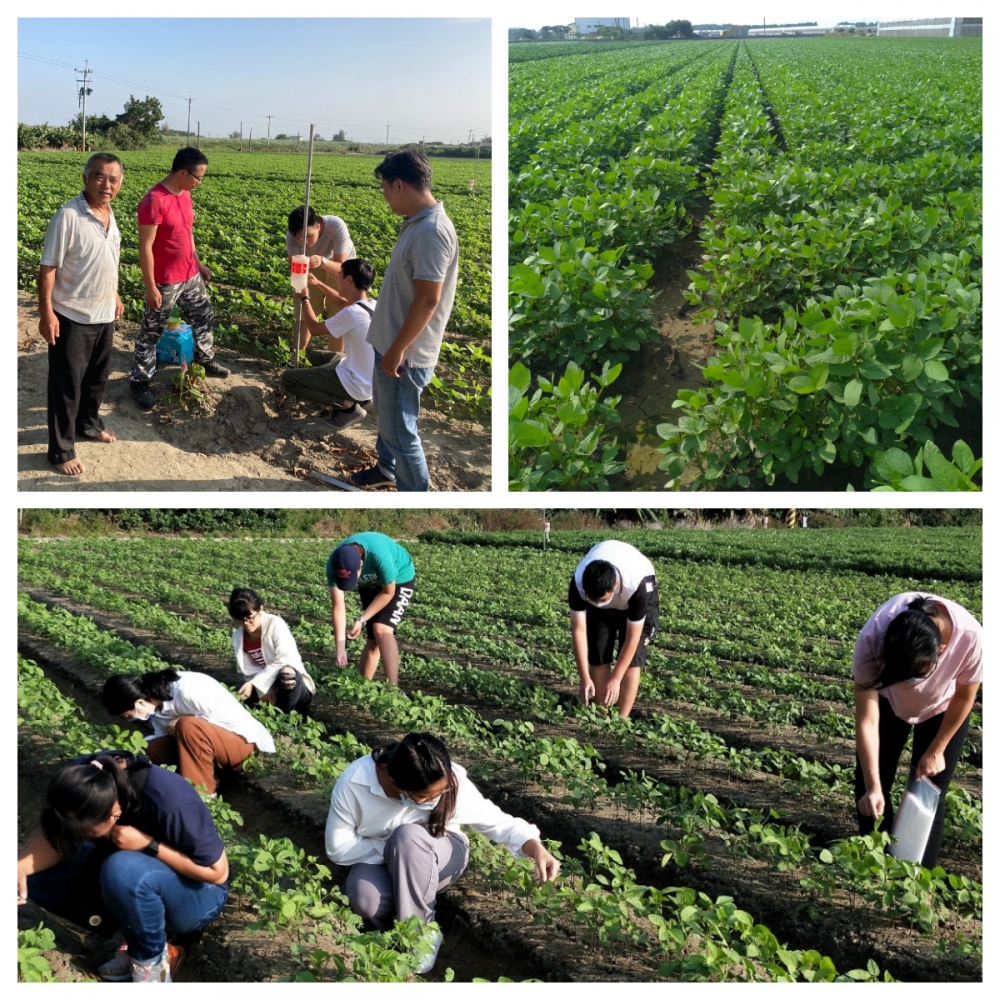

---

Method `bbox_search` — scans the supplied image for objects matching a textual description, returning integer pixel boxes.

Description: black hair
[287,205,319,235]
[171,147,208,174]
[867,597,944,689]
[372,732,457,838]
[40,756,140,855]
[83,152,123,182]
[341,258,375,292]
[373,150,433,191]
[228,588,263,621]
[102,668,182,715]
[582,560,618,602]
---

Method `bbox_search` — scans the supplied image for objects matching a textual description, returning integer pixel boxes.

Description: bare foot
[53,458,84,476]
[95,428,116,443]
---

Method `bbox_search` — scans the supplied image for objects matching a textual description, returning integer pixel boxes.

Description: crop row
[19,597,982,980]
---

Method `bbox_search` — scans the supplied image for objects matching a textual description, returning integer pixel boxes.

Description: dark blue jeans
[28,845,228,962]
[371,349,435,492]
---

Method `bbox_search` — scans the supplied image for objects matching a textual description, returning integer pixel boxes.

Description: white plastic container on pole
[888,776,940,863]
[290,255,309,293]
[292,125,316,368]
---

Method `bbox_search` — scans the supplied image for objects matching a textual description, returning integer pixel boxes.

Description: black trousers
[47,312,114,465]
[854,695,971,867]
[246,670,312,715]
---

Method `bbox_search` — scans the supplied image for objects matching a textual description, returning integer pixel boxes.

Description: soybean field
[508,38,982,491]
[18,527,982,981]
[18,151,491,415]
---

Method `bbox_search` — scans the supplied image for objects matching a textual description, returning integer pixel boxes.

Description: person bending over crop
[281,259,377,431]
[37,152,124,476]
[129,146,229,410]
[853,593,981,867]
[17,750,228,982]
[285,204,356,326]
[569,540,659,719]
[102,667,275,796]
[228,587,315,714]
[328,532,415,687]
[326,732,559,973]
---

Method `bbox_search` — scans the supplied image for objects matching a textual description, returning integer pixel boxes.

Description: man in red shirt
[129,147,229,409]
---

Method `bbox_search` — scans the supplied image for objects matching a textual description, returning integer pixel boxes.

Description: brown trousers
[145,716,255,795]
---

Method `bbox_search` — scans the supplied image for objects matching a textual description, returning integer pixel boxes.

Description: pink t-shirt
[136,183,197,285]
[851,592,982,723]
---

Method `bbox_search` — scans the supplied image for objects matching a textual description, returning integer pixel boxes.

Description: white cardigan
[231,612,316,697]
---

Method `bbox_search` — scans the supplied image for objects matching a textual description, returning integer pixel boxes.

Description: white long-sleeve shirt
[326,754,540,867]
[231,612,315,697]
[149,672,276,753]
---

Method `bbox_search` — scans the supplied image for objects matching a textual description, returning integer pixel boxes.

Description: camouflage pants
[130,274,215,384]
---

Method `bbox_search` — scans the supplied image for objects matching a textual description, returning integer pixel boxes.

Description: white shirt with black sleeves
[569,540,657,622]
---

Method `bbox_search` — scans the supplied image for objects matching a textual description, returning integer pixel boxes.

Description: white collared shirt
[40,192,121,324]
[326,754,540,866]
[148,672,276,753]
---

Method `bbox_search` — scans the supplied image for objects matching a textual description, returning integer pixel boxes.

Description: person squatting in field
[281,259,377,432]
[853,593,982,867]
[17,750,229,982]
[328,532,415,687]
[349,150,459,491]
[129,147,230,411]
[285,204,356,323]
[325,732,560,973]
[228,587,315,715]
[102,667,275,796]
[37,152,125,476]
[569,540,659,719]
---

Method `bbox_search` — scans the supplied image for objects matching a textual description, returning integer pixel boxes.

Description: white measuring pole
[293,125,316,368]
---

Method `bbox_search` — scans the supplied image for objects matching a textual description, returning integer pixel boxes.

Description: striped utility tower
[785,508,798,529]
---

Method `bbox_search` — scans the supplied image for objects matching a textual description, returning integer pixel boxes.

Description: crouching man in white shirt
[325,732,560,973]
[282,258,377,431]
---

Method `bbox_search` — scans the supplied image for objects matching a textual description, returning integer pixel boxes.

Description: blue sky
[18,18,491,142]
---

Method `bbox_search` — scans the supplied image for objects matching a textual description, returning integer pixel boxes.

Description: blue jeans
[100,851,228,962]
[28,845,227,962]
[371,350,435,492]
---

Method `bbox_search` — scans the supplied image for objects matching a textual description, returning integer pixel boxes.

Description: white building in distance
[575,17,632,35]
[877,17,981,36]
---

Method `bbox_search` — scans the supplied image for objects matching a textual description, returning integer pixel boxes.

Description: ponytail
[373,732,458,838]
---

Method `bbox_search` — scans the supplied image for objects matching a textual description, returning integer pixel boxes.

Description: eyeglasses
[186,171,206,184]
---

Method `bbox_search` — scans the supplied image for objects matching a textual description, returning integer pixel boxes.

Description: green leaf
[859,360,891,380]
[922,359,949,382]
[843,379,863,408]
[899,355,923,382]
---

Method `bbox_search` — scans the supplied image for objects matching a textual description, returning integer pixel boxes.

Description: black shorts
[359,580,415,638]
[585,584,659,669]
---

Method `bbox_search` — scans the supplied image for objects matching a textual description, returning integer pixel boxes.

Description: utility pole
[267,114,272,149]
[385,122,390,145]
[249,126,252,151]
[468,128,473,144]
[240,122,243,152]
[196,122,200,148]
[75,60,92,151]
[187,94,192,144]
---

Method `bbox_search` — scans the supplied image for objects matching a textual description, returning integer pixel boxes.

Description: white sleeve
[454,772,540,858]
[40,207,71,268]
[323,310,356,340]
[325,783,387,867]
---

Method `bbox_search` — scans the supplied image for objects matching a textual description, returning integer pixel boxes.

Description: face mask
[399,792,440,812]
[132,700,156,721]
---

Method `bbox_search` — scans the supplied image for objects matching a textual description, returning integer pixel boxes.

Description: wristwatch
[144,839,161,857]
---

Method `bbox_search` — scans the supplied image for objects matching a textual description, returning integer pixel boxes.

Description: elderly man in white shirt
[325,732,559,973]
[38,152,125,476]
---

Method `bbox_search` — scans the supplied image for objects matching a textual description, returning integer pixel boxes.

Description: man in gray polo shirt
[38,152,124,476]
[350,150,458,492]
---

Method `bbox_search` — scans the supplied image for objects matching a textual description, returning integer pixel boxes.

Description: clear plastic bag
[889,776,941,863]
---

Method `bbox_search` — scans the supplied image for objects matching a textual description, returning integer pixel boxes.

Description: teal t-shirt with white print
[327,532,414,589]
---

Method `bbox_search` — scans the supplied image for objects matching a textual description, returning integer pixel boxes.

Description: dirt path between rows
[17,293,490,492]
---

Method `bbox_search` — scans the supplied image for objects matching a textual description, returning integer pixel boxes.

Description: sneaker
[323,404,367,431]
[349,465,396,489]
[412,927,443,975]
[200,360,230,378]
[97,934,130,981]
[130,381,156,410]
[130,944,185,983]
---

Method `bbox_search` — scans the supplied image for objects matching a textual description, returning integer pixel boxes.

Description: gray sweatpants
[130,274,215,384]
[346,824,468,929]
